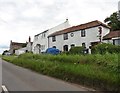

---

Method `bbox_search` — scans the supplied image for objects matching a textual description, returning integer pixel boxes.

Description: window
[81,30,86,37]
[63,33,68,40]
[42,33,46,38]
[53,46,56,48]
[70,33,74,37]
[52,36,56,42]
[113,39,120,45]
[71,44,75,48]
[63,45,68,51]
[82,43,86,48]
[41,45,45,50]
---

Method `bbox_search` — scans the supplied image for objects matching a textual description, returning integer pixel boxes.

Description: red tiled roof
[103,30,120,40]
[11,42,27,46]
[48,20,110,37]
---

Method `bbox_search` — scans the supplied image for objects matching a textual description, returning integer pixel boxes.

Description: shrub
[69,46,84,54]
[91,43,120,54]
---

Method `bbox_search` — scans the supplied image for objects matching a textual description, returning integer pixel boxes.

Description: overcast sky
[0,0,119,54]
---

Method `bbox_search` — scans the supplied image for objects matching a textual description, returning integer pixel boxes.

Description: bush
[91,43,120,54]
[69,46,84,54]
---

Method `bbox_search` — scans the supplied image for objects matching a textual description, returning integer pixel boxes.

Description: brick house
[9,40,27,54]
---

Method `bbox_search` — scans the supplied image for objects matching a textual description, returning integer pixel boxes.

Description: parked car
[46,48,60,55]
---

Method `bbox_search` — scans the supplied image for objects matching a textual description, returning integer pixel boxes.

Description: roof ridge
[48,20,110,37]
[11,42,26,44]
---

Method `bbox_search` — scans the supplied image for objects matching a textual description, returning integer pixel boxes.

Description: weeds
[2,53,119,91]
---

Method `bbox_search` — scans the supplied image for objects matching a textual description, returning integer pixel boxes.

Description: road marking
[2,85,9,93]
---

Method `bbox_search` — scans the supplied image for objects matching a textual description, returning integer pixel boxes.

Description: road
[2,58,93,91]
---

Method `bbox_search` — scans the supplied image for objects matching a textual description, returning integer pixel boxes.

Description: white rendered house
[32,19,71,54]
[48,20,110,53]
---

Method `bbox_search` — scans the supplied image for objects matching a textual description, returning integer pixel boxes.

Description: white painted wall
[26,42,32,52]
[49,26,110,52]
[32,20,71,54]
[15,47,26,55]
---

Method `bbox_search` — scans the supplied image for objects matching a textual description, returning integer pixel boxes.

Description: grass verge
[2,53,120,91]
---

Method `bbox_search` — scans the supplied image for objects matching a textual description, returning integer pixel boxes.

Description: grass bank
[2,53,119,91]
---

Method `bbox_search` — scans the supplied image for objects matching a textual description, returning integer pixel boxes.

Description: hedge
[91,43,120,54]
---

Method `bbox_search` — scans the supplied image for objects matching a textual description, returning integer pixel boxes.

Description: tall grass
[2,53,119,91]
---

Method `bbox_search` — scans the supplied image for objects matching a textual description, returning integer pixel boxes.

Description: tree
[2,50,8,55]
[104,12,120,31]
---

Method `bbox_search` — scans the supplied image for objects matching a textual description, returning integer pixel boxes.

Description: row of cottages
[9,36,33,55]
[48,20,110,53]
[32,19,71,54]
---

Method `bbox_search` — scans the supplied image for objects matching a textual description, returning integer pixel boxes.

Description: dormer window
[63,33,68,40]
[81,30,86,37]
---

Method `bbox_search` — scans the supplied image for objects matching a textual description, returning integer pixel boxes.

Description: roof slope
[11,42,27,47]
[35,19,70,37]
[103,30,120,40]
[48,20,110,37]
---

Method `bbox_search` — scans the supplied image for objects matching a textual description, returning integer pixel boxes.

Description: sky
[0,0,119,54]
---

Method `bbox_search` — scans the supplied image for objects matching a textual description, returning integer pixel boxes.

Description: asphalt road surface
[2,58,94,91]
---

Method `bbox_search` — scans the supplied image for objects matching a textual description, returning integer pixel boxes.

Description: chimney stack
[29,36,31,42]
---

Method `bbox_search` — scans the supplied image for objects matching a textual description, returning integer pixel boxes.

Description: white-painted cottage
[32,19,71,54]
[48,20,110,53]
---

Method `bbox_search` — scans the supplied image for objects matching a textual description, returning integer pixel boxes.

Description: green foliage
[91,43,120,54]
[2,53,120,91]
[104,12,120,31]
[69,46,84,54]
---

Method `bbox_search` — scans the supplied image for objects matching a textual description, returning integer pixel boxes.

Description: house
[9,36,33,55]
[48,20,110,53]
[15,36,33,55]
[103,30,120,45]
[32,19,71,54]
[9,40,27,54]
